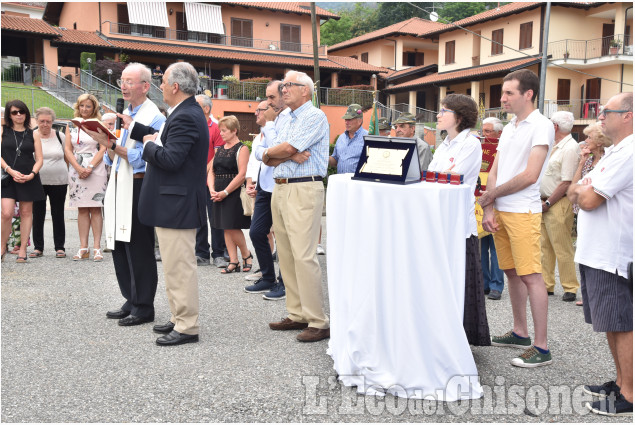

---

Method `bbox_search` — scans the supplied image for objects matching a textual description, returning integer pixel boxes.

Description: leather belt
[274,176,322,184]
[133,172,145,179]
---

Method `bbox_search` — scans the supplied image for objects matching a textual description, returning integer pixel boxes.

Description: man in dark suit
[130,62,209,346]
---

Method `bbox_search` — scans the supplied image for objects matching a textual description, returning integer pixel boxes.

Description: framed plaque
[352,136,421,184]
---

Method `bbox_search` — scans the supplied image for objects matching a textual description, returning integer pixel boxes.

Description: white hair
[195,94,212,111]
[550,111,574,133]
[101,112,116,121]
[167,62,198,96]
[284,70,313,90]
[124,62,152,84]
[482,117,503,132]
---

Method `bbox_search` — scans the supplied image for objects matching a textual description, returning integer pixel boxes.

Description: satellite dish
[430,12,439,22]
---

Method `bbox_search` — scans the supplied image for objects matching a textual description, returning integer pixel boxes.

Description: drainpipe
[538,1,552,114]
[98,3,102,34]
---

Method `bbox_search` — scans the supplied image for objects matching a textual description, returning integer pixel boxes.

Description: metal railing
[1,62,84,116]
[319,87,375,108]
[548,34,632,61]
[105,21,327,55]
[542,99,611,120]
[382,102,437,123]
[148,80,167,110]
[79,69,120,111]
[0,85,75,119]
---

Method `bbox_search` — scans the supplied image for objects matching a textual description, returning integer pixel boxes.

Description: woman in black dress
[208,115,253,274]
[1,100,45,262]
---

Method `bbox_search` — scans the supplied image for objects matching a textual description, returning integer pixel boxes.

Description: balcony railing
[548,34,632,61]
[106,21,327,55]
[389,103,438,123]
[542,99,611,121]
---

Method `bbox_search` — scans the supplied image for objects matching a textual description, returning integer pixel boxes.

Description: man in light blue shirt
[262,70,330,343]
[329,103,368,174]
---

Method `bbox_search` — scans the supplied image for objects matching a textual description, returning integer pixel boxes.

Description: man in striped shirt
[329,103,368,174]
[262,70,330,343]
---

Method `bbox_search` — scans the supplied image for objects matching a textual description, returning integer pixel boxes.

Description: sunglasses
[10,110,26,116]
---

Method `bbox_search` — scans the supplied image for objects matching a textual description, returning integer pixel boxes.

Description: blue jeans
[249,188,276,283]
[195,187,227,259]
[481,234,504,293]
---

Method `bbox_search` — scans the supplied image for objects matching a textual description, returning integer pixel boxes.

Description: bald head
[599,92,633,144]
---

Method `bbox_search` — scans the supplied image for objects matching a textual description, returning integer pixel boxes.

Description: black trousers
[249,187,277,282]
[195,186,227,259]
[32,184,67,252]
[112,178,157,319]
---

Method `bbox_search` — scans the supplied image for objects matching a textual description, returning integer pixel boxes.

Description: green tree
[366,2,434,31]
[439,2,504,23]
[320,13,353,46]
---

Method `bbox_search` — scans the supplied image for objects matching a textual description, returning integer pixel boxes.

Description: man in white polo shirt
[479,69,554,368]
[568,92,633,417]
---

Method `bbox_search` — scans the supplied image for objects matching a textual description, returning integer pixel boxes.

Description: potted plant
[609,39,622,55]
[33,76,43,87]
[563,51,570,60]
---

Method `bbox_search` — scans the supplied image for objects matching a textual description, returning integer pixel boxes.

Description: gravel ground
[1,210,630,423]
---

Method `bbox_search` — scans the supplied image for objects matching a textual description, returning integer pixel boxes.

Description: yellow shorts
[492,210,542,276]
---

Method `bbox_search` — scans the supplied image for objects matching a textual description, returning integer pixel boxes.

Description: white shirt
[39,132,68,185]
[494,109,554,213]
[246,132,263,182]
[428,129,482,237]
[575,135,633,278]
[540,134,580,198]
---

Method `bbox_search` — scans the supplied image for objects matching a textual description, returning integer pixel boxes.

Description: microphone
[115,98,125,138]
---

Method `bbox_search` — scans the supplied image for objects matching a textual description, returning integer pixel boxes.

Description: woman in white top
[30,107,69,258]
[428,93,491,346]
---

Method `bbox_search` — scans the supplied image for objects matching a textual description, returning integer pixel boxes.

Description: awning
[184,2,224,34]
[126,1,169,28]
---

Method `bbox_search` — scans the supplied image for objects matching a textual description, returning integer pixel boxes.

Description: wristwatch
[110,141,117,150]
[545,200,551,207]
[223,190,229,197]
[88,164,94,169]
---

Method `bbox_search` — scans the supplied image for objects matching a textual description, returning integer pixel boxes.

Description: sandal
[221,262,240,274]
[576,300,583,306]
[93,248,103,262]
[55,250,66,258]
[28,250,43,258]
[16,256,27,263]
[72,248,89,261]
[242,253,253,273]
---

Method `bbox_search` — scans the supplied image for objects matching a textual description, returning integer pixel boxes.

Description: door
[232,19,253,48]
[230,112,259,142]
[281,24,301,52]
[586,78,601,101]
[602,23,614,56]
[176,12,187,41]
[489,84,502,108]
[557,79,571,104]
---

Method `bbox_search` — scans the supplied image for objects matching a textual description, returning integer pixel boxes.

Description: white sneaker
[245,269,262,281]
[316,244,325,255]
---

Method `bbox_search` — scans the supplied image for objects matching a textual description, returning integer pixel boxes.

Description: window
[361,52,368,63]
[231,18,253,47]
[491,29,503,55]
[281,24,301,52]
[403,52,425,66]
[117,4,130,34]
[445,41,455,64]
[557,79,571,103]
[519,22,533,50]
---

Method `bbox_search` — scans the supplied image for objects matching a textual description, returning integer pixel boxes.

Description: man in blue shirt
[329,103,368,174]
[262,70,330,343]
[97,63,166,326]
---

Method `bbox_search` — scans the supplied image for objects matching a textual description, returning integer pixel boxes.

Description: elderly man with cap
[393,112,433,171]
[328,104,368,174]
[378,117,391,136]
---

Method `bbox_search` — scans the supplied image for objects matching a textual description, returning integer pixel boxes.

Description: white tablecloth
[326,174,483,401]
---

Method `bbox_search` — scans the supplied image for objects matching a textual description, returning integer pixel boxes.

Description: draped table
[326,174,483,401]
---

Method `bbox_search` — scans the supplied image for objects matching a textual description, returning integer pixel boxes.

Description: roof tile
[0,15,59,36]
[386,57,541,92]
[56,28,113,47]
[330,17,445,51]
[224,2,339,19]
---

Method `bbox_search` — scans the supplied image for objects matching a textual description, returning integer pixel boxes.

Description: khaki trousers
[271,181,329,329]
[156,227,200,335]
[540,197,579,293]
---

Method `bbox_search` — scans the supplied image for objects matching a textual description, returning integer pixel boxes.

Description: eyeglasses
[438,108,455,117]
[10,110,25,116]
[281,82,305,90]
[598,107,630,117]
[255,107,269,114]
[116,79,147,88]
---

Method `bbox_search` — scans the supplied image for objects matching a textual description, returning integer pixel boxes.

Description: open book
[70,118,117,141]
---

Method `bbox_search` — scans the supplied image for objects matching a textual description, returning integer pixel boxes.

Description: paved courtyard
[0,211,629,422]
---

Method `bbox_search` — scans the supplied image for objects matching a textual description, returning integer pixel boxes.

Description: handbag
[2,129,26,181]
[235,145,253,216]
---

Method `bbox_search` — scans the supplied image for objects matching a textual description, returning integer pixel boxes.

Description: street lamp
[107,68,113,86]
[86,57,92,74]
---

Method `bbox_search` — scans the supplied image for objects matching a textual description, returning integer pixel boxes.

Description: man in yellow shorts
[479,69,554,368]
